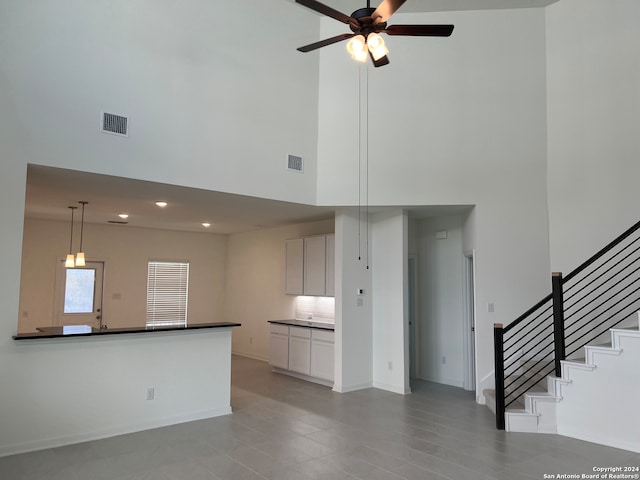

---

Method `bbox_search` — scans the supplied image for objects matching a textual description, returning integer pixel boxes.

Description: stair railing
[493,219,640,430]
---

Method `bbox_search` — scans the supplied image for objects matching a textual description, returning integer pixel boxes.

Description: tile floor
[1,355,638,479]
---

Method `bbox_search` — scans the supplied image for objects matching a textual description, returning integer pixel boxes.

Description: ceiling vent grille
[287,154,303,173]
[101,112,129,137]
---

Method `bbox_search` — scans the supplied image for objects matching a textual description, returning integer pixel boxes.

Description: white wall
[225,219,334,361]
[546,0,640,274]
[19,218,228,332]
[316,8,551,397]
[371,210,410,394]
[0,0,320,456]
[417,215,465,388]
[0,0,320,204]
[334,209,373,392]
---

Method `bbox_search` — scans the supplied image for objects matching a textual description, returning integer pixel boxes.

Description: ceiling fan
[295,0,454,67]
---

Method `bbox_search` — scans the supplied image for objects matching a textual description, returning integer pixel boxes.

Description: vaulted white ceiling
[287,0,559,15]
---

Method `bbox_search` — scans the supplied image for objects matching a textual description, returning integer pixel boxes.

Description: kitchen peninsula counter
[13,322,241,340]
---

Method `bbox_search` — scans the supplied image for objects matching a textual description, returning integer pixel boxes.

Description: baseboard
[0,406,232,458]
[231,350,269,363]
[373,380,411,395]
[420,375,464,389]
[271,367,334,388]
[333,381,373,393]
[558,427,640,454]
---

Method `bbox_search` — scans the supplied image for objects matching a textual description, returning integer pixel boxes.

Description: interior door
[55,261,104,329]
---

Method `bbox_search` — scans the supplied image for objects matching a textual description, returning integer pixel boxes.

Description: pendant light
[65,206,77,268]
[75,201,88,267]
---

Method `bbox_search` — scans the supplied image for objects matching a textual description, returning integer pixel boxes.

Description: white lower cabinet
[288,327,311,375]
[269,323,334,385]
[310,330,335,381]
[269,324,289,369]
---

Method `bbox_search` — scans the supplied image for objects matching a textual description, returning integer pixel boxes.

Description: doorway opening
[408,255,418,381]
[463,252,476,391]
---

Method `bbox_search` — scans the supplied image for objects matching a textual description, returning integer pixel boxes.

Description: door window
[55,261,104,328]
[63,268,96,313]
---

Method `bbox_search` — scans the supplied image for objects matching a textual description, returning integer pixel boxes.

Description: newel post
[552,272,566,377]
[493,323,505,430]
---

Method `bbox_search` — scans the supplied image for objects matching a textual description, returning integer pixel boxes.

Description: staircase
[490,219,640,453]
[488,314,640,440]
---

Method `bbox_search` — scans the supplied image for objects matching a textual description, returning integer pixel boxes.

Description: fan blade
[297,33,355,52]
[384,24,454,36]
[295,0,353,25]
[372,0,406,25]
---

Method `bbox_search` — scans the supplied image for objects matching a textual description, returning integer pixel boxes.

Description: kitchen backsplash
[295,296,335,323]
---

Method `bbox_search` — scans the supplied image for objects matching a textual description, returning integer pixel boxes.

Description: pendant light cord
[358,66,362,262]
[79,201,86,252]
[68,206,76,254]
[365,65,370,270]
[357,64,371,270]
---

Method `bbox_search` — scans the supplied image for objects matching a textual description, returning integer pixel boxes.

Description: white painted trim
[463,251,476,391]
[271,367,334,388]
[418,375,464,389]
[232,351,269,363]
[0,406,232,458]
[373,380,412,395]
[332,381,374,393]
[408,255,419,380]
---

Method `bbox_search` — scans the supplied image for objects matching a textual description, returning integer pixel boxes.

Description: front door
[55,260,104,329]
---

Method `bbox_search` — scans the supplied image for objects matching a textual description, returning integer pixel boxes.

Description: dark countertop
[13,322,241,340]
[268,319,335,331]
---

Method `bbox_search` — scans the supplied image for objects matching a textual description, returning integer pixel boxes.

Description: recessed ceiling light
[155,201,168,208]
[118,213,129,219]
[202,222,211,228]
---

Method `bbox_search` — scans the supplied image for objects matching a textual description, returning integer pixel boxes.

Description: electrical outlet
[388,361,393,370]
[441,356,447,365]
[146,387,155,400]
[249,337,253,344]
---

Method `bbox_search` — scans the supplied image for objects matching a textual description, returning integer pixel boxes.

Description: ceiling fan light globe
[367,33,383,49]
[367,33,389,61]
[346,35,366,55]
[351,50,368,62]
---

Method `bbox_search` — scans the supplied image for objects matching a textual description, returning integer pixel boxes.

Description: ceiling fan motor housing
[349,7,387,35]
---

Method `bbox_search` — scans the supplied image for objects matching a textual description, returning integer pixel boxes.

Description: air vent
[287,154,303,173]
[101,112,129,137]
[108,220,129,225]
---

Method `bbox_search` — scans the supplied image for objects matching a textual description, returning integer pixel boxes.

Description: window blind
[146,261,189,327]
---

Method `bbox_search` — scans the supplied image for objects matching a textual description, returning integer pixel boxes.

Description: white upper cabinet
[285,238,304,295]
[304,236,326,296]
[286,234,335,297]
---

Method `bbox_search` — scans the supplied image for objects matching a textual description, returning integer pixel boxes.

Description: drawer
[312,329,334,343]
[270,324,289,335]
[289,326,311,339]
